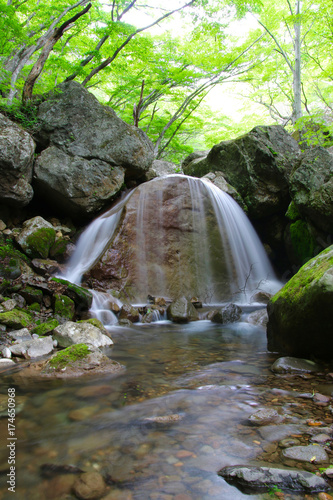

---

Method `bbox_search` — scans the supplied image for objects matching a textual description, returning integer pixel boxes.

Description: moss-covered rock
[51,278,92,310]
[54,294,75,320]
[0,238,33,279]
[285,201,301,221]
[77,318,109,335]
[267,245,333,359]
[0,309,32,329]
[31,319,59,336]
[284,220,316,266]
[48,343,91,370]
[20,286,43,304]
[15,216,56,259]
[27,302,41,312]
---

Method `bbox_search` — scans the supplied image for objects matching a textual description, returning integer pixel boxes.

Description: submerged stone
[218,465,329,493]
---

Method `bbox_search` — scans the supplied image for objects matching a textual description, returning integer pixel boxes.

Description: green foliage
[294,115,333,150]
[0,99,40,133]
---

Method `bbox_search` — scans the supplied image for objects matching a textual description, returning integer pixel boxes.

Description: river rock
[282,444,329,463]
[208,303,242,324]
[8,328,32,342]
[34,146,125,219]
[248,408,283,426]
[183,125,300,219]
[0,113,35,207]
[246,308,268,327]
[167,296,199,323]
[50,278,93,310]
[267,245,333,359]
[15,216,56,259]
[37,81,154,179]
[271,357,323,374]
[73,471,106,500]
[218,465,329,493]
[9,336,54,359]
[118,304,140,323]
[289,146,333,233]
[202,172,246,208]
[53,321,113,348]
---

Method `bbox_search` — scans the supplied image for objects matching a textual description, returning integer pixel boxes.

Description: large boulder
[267,245,333,359]
[0,113,35,207]
[84,175,252,302]
[289,146,333,233]
[34,146,125,218]
[166,296,199,323]
[37,81,154,180]
[183,125,300,219]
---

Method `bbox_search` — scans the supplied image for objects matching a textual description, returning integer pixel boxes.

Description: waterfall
[62,175,281,325]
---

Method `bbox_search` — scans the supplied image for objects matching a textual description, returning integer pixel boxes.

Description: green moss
[0,240,30,279]
[25,227,56,259]
[78,318,107,333]
[288,220,316,265]
[51,278,92,309]
[54,294,75,320]
[271,245,333,305]
[285,201,301,221]
[27,302,41,312]
[48,344,90,370]
[0,309,32,328]
[31,319,59,336]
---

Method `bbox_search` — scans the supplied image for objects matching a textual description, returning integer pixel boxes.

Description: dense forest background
[0,0,332,162]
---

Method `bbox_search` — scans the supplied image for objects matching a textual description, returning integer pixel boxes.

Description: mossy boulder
[54,294,75,320]
[47,343,91,370]
[167,296,199,323]
[15,216,56,259]
[51,278,93,310]
[31,319,59,336]
[267,245,333,359]
[285,201,301,221]
[0,309,32,329]
[20,286,43,304]
[0,238,33,279]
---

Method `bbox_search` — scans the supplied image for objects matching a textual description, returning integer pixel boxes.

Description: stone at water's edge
[208,303,242,324]
[219,465,329,493]
[53,321,113,348]
[167,296,199,323]
[267,245,333,359]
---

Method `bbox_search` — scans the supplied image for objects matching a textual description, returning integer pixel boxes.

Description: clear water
[1,320,331,499]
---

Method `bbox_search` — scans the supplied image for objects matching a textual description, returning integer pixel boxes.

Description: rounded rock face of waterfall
[64,175,280,311]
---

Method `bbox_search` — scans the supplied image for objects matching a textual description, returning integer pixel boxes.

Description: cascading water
[62,174,281,325]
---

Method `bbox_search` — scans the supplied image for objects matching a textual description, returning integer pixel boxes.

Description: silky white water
[62,175,281,325]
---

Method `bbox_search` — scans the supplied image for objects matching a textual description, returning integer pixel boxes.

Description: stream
[1,318,333,499]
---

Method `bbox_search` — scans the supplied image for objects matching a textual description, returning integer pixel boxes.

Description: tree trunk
[292,0,302,123]
[22,3,91,103]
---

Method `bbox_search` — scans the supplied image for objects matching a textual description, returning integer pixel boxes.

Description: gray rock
[290,146,333,232]
[118,304,140,323]
[271,357,323,374]
[181,150,209,169]
[245,308,268,327]
[208,303,242,324]
[167,296,199,323]
[1,299,17,311]
[8,328,32,342]
[1,347,12,358]
[218,465,329,493]
[249,408,282,426]
[202,172,246,209]
[0,358,15,367]
[282,444,329,463]
[53,321,113,348]
[145,159,180,180]
[37,81,154,179]
[9,336,54,359]
[0,113,35,207]
[34,146,125,219]
[267,246,333,359]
